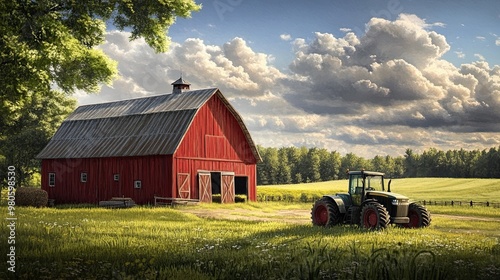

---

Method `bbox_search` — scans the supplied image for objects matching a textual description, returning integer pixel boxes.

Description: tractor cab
[348,170,385,206]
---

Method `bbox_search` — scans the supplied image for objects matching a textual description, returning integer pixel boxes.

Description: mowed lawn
[1,178,499,279]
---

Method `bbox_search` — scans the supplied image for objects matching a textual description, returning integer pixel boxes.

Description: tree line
[257,146,500,185]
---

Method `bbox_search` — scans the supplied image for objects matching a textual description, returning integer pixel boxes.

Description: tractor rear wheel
[311,198,342,227]
[360,202,390,230]
[404,203,431,228]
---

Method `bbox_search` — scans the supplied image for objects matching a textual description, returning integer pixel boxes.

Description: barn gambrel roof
[36,88,261,161]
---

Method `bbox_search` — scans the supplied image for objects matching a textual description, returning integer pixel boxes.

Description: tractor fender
[360,199,379,208]
[322,195,347,214]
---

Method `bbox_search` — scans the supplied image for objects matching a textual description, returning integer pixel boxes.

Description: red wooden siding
[173,93,257,201]
[176,93,257,163]
[41,155,172,204]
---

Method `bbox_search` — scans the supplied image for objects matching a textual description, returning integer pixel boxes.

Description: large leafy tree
[0,0,201,185]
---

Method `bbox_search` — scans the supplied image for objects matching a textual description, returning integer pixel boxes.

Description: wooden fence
[418,200,500,208]
[256,195,500,208]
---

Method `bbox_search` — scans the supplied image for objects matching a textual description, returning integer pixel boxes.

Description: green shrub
[15,187,48,207]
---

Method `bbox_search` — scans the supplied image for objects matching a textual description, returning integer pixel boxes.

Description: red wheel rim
[314,205,328,225]
[363,208,377,228]
[407,210,420,228]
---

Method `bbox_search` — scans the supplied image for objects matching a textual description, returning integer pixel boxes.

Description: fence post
[470,200,473,207]
[451,200,454,206]
[486,201,490,207]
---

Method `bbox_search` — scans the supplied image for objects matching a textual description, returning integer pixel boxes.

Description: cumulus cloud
[76,31,285,105]
[284,13,500,134]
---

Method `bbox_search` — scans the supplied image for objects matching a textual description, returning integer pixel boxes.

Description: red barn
[36,80,261,204]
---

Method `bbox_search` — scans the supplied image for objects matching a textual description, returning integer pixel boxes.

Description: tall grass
[1,205,499,279]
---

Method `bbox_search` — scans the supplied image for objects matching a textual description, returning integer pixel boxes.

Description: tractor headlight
[392,199,400,205]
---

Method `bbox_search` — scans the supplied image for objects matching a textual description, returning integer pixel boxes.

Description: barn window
[81,172,87,183]
[48,173,55,187]
[134,180,142,189]
[114,174,119,181]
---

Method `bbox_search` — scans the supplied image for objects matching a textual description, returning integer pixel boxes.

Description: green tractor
[311,170,431,229]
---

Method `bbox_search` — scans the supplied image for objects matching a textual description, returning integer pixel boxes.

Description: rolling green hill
[258,178,500,203]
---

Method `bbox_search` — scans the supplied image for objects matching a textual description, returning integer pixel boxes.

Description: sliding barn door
[198,172,212,203]
[221,173,235,203]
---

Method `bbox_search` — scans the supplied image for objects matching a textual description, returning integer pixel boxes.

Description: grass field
[258,178,500,203]
[1,178,499,279]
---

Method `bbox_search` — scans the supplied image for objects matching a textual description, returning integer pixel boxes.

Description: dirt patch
[182,208,311,224]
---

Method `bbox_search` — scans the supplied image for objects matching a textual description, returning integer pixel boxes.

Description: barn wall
[174,94,257,201]
[41,155,172,204]
[176,93,257,163]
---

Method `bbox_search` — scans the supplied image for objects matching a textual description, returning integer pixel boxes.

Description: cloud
[474,53,485,60]
[76,31,285,105]
[496,38,500,46]
[284,13,500,135]
[280,33,292,41]
[455,51,465,58]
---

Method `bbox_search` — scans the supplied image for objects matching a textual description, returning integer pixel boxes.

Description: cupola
[171,76,191,94]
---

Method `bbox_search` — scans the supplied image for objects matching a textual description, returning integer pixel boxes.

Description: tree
[0,0,201,185]
[256,146,268,185]
[319,149,341,181]
[0,90,76,185]
[286,146,302,183]
[276,148,292,184]
[262,147,279,185]
[295,146,310,183]
[404,149,419,177]
[304,148,321,183]
[340,153,370,179]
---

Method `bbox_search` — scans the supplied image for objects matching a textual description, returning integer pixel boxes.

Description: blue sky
[78,0,500,158]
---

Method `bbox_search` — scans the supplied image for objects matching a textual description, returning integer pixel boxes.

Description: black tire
[404,203,431,228]
[360,202,390,230]
[311,198,342,227]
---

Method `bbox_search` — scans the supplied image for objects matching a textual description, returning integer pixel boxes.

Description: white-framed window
[49,173,56,187]
[134,180,142,189]
[114,174,120,181]
[81,172,87,183]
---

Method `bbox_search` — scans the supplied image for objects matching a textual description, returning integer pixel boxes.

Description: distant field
[258,178,500,203]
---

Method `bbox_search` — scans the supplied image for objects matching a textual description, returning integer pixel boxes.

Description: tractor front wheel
[311,198,341,227]
[360,202,390,230]
[404,203,431,228]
